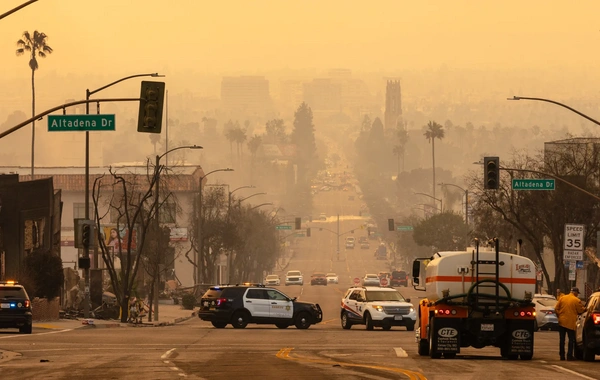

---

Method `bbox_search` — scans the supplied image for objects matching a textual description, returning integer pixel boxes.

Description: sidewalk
[33,303,197,330]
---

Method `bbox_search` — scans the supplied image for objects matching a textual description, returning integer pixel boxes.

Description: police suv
[199,284,322,329]
[0,281,33,334]
[340,286,416,331]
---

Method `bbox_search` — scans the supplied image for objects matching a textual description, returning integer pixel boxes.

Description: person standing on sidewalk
[555,287,584,361]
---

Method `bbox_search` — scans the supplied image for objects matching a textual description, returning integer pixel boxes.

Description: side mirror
[412,260,421,285]
[291,297,297,302]
[405,298,411,303]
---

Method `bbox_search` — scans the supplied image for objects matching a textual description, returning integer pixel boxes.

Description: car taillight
[541,309,554,315]
[592,313,600,325]
[216,298,227,307]
[24,300,30,308]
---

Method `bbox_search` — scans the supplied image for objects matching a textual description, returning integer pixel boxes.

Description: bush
[181,293,196,310]
[21,248,64,300]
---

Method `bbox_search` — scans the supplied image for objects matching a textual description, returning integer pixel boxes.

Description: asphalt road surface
[1,172,599,379]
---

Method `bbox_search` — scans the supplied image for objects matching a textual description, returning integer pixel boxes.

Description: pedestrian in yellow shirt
[554,287,584,361]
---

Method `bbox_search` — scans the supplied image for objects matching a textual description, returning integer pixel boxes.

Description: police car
[0,281,33,334]
[340,286,416,331]
[198,284,322,329]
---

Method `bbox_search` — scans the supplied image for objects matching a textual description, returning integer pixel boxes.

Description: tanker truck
[412,238,536,360]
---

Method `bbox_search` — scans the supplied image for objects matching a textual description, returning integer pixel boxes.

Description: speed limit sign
[564,224,584,251]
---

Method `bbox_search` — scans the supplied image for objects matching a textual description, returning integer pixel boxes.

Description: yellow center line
[320,318,338,325]
[276,347,427,380]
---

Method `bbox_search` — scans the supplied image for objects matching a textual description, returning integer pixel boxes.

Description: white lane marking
[551,365,598,380]
[161,348,177,359]
[163,360,170,364]
[0,329,73,339]
[393,347,408,357]
[170,367,179,371]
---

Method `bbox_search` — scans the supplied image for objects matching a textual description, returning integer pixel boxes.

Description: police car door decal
[268,290,293,319]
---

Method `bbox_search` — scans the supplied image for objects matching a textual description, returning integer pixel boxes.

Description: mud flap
[507,320,534,357]
[431,318,461,354]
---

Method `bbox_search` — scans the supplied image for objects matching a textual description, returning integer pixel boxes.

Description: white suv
[340,286,416,331]
[285,270,304,286]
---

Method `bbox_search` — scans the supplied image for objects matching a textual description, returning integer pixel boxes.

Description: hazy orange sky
[2,0,599,76]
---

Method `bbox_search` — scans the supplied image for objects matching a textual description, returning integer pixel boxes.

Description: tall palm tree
[396,122,409,172]
[247,135,262,183]
[392,145,403,178]
[16,30,53,176]
[423,121,445,207]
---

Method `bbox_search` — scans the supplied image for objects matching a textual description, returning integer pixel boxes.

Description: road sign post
[512,179,555,190]
[48,114,116,131]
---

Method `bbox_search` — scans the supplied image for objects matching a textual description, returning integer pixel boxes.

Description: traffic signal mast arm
[502,166,600,202]
[0,98,141,140]
[317,226,357,237]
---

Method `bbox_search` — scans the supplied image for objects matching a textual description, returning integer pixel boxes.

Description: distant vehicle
[310,272,327,286]
[285,270,304,286]
[532,294,558,331]
[340,286,416,331]
[374,244,387,260]
[345,237,356,249]
[319,213,327,221]
[390,270,408,287]
[362,274,380,287]
[264,274,281,286]
[326,273,339,284]
[576,291,600,361]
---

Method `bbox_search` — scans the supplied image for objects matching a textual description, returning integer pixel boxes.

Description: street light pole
[414,192,443,213]
[197,169,234,286]
[508,96,600,127]
[152,144,202,322]
[238,192,266,207]
[82,72,163,318]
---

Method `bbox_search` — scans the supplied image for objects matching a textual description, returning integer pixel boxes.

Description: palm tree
[396,122,409,172]
[423,121,445,205]
[247,135,262,183]
[16,30,53,176]
[392,145,403,178]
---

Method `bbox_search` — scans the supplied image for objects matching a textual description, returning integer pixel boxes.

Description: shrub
[181,293,196,310]
[21,248,64,300]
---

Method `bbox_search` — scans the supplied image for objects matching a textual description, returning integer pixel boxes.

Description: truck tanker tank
[423,249,536,302]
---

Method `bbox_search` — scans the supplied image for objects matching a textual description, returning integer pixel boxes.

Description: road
[1,174,599,379]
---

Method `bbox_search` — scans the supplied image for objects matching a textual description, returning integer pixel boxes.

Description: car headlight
[372,305,384,312]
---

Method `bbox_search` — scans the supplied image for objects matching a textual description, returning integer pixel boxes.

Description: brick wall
[32,297,60,321]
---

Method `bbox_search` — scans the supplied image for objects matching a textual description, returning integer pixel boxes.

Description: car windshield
[535,298,557,307]
[313,273,326,277]
[366,290,404,302]
[326,273,336,277]
[287,271,301,276]
[365,274,378,279]
[266,275,278,280]
[0,286,27,298]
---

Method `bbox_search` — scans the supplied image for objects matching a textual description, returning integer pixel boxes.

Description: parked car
[390,270,408,287]
[532,294,558,331]
[326,273,339,284]
[340,286,416,330]
[310,272,327,286]
[285,270,304,286]
[362,274,380,287]
[264,274,281,286]
[198,284,322,329]
[576,291,600,361]
[0,281,32,334]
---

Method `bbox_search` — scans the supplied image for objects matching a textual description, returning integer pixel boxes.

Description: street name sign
[48,114,116,131]
[511,179,555,190]
[276,225,291,230]
[396,226,414,231]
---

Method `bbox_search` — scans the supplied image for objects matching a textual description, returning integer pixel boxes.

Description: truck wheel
[275,323,289,329]
[365,313,374,331]
[341,312,353,330]
[428,318,442,359]
[418,339,430,356]
[211,321,227,328]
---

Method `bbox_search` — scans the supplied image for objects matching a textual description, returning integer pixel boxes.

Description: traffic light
[82,224,91,249]
[295,217,301,230]
[306,228,311,237]
[388,218,395,231]
[484,156,500,190]
[137,81,166,134]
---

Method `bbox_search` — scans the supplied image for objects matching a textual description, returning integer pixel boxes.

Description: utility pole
[337,214,340,261]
